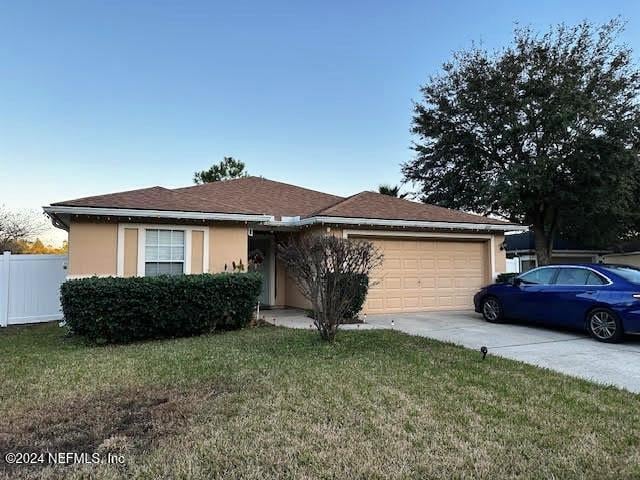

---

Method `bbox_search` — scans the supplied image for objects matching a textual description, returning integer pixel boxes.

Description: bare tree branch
[0,207,47,252]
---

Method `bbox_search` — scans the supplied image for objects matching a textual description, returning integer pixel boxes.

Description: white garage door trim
[342,229,497,280]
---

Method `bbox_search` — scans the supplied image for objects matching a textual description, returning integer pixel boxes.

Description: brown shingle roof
[51,177,510,225]
[51,186,250,214]
[173,177,343,219]
[311,191,509,225]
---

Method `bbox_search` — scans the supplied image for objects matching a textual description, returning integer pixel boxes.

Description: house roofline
[42,205,273,226]
[43,206,526,232]
[269,215,526,232]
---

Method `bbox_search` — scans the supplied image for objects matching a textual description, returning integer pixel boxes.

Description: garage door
[363,237,489,313]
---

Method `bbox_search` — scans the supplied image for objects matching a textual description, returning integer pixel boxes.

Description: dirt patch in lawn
[0,383,227,472]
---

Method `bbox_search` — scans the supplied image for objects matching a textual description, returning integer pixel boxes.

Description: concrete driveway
[366,311,640,393]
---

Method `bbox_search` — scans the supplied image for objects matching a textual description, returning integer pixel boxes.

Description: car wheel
[587,308,623,343]
[481,296,504,323]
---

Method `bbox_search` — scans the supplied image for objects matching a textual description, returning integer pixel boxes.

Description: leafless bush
[278,234,383,341]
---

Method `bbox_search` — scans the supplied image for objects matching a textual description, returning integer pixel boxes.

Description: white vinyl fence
[505,257,521,274]
[0,252,68,327]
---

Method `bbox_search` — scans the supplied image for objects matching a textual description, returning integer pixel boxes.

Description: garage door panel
[386,297,403,309]
[420,296,438,308]
[437,258,453,269]
[404,299,420,309]
[438,295,454,307]
[385,277,402,289]
[367,298,385,310]
[401,259,419,270]
[419,258,436,269]
[420,277,436,288]
[403,277,420,289]
[363,237,488,314]
[385,259,402,269]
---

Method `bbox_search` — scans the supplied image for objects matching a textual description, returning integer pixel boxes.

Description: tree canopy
[378,184,408,198]
[193,156,248,184]
[403,19,640,264]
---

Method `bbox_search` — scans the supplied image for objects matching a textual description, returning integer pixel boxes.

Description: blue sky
[1,0,639,243]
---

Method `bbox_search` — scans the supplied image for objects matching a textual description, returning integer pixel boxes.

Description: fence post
[0,251,10,327]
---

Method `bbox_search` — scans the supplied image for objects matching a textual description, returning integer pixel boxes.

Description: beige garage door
[363,237,489,314]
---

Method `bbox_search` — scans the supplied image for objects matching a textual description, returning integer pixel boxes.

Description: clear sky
[1,0,639,244]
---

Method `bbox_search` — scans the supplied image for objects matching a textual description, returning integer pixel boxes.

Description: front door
[248,237,273,306]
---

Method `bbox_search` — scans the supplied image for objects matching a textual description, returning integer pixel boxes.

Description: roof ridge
[308,191,369,217]
[175,176,344,199]
[362,191,509,223]
[313,190,510,225]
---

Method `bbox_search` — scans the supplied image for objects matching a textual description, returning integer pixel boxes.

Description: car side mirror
[512,277,522,287]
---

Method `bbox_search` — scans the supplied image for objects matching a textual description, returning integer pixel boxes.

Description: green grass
[1,323,639,479]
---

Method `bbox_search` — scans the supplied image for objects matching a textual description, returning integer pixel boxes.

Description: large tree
[193,156,248,184]
[404,20,640,264]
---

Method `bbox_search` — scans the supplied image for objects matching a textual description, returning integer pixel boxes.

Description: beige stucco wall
[123,228,138,277]
[68,221,118,276]
[493,233,506,275]
[69,221,239,277]
[191,230,204,274]
[209,224,248,273]
[279,226,339,309]
[285,275,311,309]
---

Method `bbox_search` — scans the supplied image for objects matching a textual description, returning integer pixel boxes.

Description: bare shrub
[278,235,383,341]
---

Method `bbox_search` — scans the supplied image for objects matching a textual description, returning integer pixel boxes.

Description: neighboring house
[504,232,607,272]
[602,252,640,267]
[44,177,522,314]
[602,240,640,268]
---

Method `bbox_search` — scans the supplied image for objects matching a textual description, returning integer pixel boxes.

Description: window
[555,268,591,285]
[586,271,607,285]
[518,267,557,285]
[602,265,640,284]
[145,229,185,276]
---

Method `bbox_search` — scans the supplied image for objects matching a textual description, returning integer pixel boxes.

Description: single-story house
[505,231,608,272]
[44,177,522,314]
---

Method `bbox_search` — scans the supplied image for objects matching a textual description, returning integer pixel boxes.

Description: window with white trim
[145,229,185,276]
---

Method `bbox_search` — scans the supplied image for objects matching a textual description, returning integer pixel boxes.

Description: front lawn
[1,323,638,479]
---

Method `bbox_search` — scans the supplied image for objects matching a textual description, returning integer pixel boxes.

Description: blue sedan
[473,264,640,343]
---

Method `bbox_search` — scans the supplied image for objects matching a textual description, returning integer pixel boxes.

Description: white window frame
[143,228,186,276]
[117,223,210,277]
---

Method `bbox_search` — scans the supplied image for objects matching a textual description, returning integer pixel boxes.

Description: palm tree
[378,184,407,198]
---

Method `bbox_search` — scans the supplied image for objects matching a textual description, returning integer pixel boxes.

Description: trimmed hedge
[60,273,262,343]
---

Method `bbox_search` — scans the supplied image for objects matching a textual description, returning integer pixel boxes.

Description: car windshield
[602,265,640,284]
